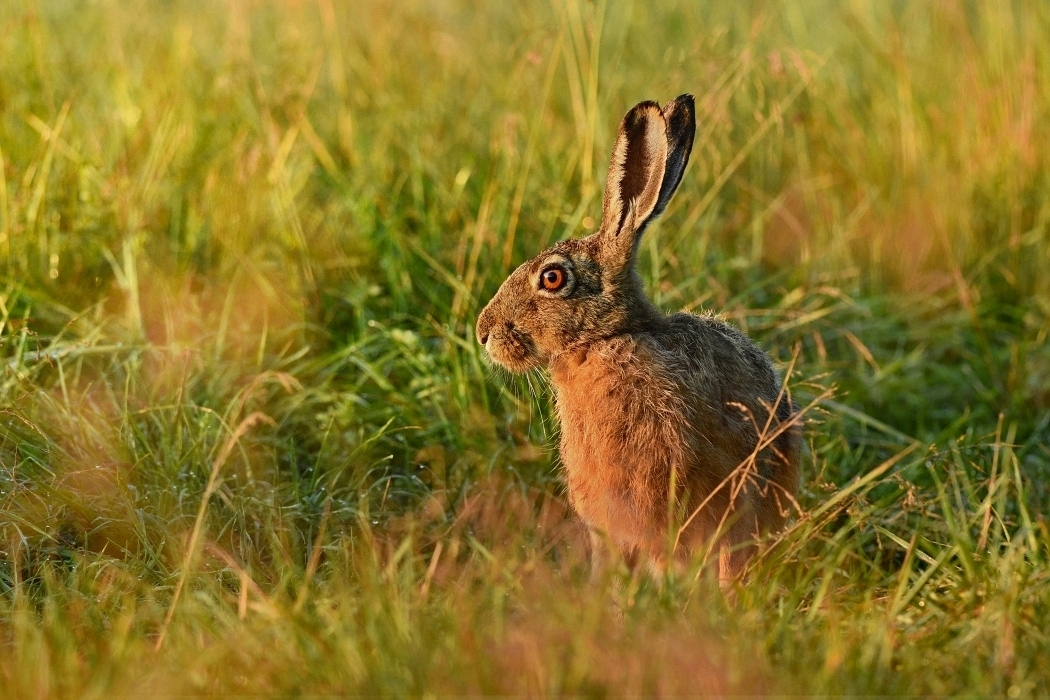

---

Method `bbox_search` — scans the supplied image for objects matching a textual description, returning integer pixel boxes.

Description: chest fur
[550,341,684,546]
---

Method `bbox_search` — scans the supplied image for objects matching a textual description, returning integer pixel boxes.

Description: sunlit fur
[477,95,801,580]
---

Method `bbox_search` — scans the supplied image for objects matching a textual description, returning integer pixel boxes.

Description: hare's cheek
[529,327,562,360]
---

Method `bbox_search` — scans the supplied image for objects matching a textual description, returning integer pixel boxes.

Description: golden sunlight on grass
[2,0,1049,696]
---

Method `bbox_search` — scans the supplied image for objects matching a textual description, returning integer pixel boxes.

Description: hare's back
[660,312,783,399]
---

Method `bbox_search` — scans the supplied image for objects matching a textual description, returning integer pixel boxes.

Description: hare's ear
[652,95,695,221]
[598,95,695,272]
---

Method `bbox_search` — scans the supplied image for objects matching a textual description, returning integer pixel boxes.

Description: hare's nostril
[479,332,489,344]
[505,321,515,331]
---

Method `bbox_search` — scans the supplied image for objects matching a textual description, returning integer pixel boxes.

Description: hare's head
[476,95,695,371]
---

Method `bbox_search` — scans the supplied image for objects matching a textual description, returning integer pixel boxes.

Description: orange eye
[541,267,566,291]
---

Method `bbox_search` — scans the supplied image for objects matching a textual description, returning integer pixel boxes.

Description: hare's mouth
[484,327,542,372]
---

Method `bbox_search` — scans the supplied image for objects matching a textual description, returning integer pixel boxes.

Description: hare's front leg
[587,528,640,583]
[587,528,606,584]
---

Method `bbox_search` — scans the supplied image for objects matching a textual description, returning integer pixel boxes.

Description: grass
[2,0,1050,696]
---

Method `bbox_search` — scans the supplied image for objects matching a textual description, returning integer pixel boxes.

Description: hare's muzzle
[475,304,537,371]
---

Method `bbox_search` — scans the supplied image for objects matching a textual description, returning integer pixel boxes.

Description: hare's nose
[476,310,492,345]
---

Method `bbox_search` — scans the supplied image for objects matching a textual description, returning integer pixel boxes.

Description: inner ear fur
[598,95,696,271]
[599,101,667,246]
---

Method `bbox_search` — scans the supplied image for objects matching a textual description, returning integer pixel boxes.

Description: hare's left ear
[598,94,695,272]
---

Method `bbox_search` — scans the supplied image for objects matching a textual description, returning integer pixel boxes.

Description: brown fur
[476,95,801,580]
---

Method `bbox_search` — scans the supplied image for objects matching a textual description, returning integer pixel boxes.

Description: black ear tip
[663,94,695,119]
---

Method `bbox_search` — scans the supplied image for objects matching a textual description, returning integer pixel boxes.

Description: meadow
[2,0,1050,696]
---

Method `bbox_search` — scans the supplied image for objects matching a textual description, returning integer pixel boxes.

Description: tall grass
[1,0,1049,695]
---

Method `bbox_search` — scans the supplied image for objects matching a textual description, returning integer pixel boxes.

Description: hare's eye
[540,267,567,292]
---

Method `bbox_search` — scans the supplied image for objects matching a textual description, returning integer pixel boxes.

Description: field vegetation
[2,0,1050,695]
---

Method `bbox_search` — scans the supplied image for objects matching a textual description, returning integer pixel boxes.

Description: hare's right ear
[598,95,696,273]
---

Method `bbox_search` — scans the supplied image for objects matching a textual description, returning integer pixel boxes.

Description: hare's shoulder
[551,334,674,394]
[550,335,688,437]
[661,311,780,387]
[662,311,755,353]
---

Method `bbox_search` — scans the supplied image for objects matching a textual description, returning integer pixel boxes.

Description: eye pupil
[542,267,565,291]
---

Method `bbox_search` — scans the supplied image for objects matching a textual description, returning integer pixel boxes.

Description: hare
[475,95,801,582]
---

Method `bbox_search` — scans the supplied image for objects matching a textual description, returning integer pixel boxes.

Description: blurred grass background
[1,0,1049,695]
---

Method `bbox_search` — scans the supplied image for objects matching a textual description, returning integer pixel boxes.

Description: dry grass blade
[155,411,275,651]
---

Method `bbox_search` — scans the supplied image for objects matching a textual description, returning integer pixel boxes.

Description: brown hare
[476,95,801,582]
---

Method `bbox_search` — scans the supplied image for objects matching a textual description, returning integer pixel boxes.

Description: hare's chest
[551,345,683,546]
